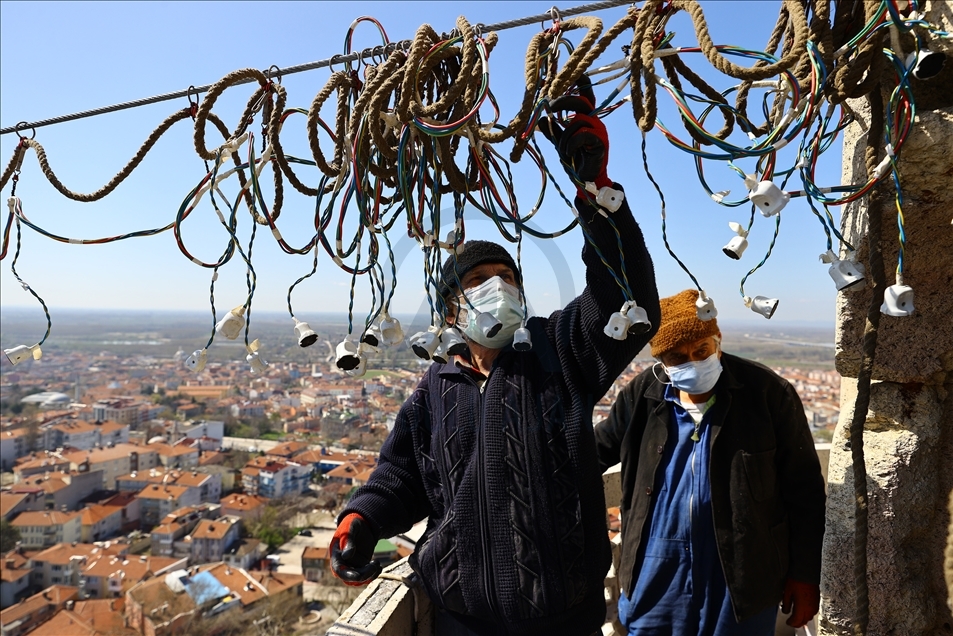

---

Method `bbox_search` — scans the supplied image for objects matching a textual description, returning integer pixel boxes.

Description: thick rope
[308,71,352,177]
[193,68,269,160]
[10,109,191,202]
[847,84,887,636]
[675,0,809,81]
[0,143,27,193]
[946,489,953,613]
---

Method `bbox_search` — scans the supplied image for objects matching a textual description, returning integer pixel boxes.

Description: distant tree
[0,518,21,552]
[23,421,39,453]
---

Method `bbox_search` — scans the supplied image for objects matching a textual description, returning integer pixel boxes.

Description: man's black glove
[538,76,612,196]
[330,512,382,586]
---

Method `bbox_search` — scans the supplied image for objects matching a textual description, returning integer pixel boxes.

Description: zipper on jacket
[466,369,501,620]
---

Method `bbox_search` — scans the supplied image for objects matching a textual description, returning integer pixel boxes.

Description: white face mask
[456,276,525,349]
[662,348,723,395]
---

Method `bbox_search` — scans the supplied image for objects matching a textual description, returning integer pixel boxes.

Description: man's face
[459,262,517,291]
[658,333,722,368]
[447,262,517,323]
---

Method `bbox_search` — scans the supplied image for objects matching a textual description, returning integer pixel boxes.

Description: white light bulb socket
[723,235,748,260]
[379,312,404,346]
[410,328,440,361]
[826,257,866,292]
[440,327,469,357]
[623,301,653,335]
[431,340,449,365]
[596,186,625,213]
[361,325,382,348]
[746,295,779,320]
[881,283,915,317]
[512,326,533,352]
[185,349,208,373]
[345,354,368,377]
[747,180,790,217]
[696,293,718,321]
[604,312,631,341]
[905,49,945,81]
[3,344,41,366]
[475,311,502,339]
[294,321,318,348]
[335,339,361,371]
[215,307,246,340]
[246,351,267,374]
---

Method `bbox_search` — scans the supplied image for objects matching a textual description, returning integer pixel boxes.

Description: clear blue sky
[0,1,845,341]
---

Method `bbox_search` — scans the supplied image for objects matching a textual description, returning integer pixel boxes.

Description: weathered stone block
[835,105,953,384]
[821,379,951,635]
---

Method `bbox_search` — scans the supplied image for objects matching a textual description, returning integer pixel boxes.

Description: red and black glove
[538,75,611,197]
[330,513,382,586]
[782,578,820,628]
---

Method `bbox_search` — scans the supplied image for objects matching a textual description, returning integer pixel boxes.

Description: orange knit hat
[650,289,720,358]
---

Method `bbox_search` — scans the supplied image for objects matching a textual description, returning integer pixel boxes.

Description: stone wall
[821,3,953,633]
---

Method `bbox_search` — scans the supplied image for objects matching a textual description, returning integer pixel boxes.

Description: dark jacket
[342,188,659,636]
[593,353,826,622]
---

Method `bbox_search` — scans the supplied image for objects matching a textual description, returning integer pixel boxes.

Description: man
[328,86,660,636]
[593,289,826,635]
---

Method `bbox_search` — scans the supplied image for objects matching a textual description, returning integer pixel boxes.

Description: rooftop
[302,546,328,561]
[220,493,266,511]
[137,484,190,500]
[190,517,238,540]
[10,510,80,527]
[79,504,122,526]
[31,542,126,565]
[0,585,79,628]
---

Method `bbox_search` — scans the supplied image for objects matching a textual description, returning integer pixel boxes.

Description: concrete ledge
[327,558,432,636]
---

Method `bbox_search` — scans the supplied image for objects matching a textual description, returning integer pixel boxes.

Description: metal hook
[186,85,200,119]
[541,5,562,31]
[268,65,282,85]
[14,121,35,140]
[473,23,487,38]
[328,54,345,74]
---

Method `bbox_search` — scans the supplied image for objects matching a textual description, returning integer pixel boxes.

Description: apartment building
[137,485,200,528]
[117,468,221,504]
[241,457,309,499]
[301,546,328,583]
[0,551,32,609]
[222,539,262,571]
[10,511,82,548]
[176,420,224,441]
[62,444,159,489]
[125,564,303,636]
[12,455,71,483]
[90,399,150,427]
[0,429,34,471]
[79,553,185,599]
[9,469,104,512]
[97,491,141,533]
[0,585,78,636]
[28,543,127,590]
[78,505,123,543]
[219,493,266,521]
[149,504,220,558]
[47,420,129,452]
[188,516,241,565]
[0,491,44,522]
[150,444,199,469]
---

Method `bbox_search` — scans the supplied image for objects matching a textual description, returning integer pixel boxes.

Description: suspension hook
[14,121,35,140]
[187,86,200,120]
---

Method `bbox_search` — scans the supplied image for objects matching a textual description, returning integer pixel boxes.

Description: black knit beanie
[439,240,520,298]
